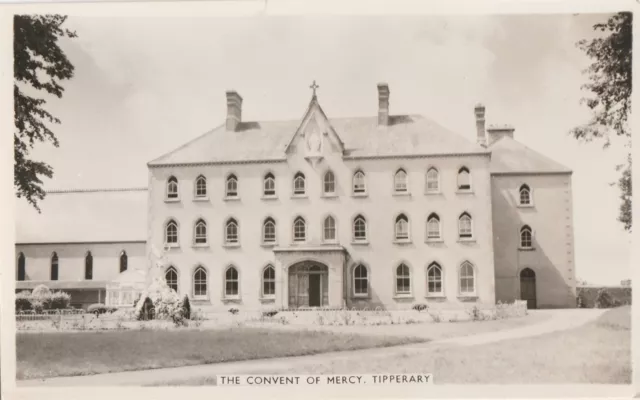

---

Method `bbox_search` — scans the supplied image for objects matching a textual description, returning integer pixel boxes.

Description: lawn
[16,327,425,380]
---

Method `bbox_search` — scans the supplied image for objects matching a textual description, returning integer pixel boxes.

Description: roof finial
[309,80,319,98]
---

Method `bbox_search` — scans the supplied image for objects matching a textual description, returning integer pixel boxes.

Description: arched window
[459,261,475,295]
[394,169,408,193]
[427,213,441,240]
[323,216,336,242]
[293,217,306,242]
[165,267,178,292]
[457,167,471,191]
[225,218,239,244]
[426,167,440,193]
[194,219,207,244]
[165,219,178,244]
[293,172,306,195]
[17,252,25,281]
[167,176,179,199]
[353,215,367,242]
[395,214,409,241]
[263,173,276,197]
[51,252,59,281]
[353,264,368,296]
[195,175,207,198]
[193,266,207,298]
[263,217,276,244]
[519,184,532,205]
[427,263,443,295]
[353,170,366,194]
[323,170,336,194]
[262,265,275,297]
[119,251,128,273]
[225,266,239,297]
[458,212,473,239]
[395,263,411,294]
[226,174,238,198]
[85,251,93,280]
[520,225,533,248]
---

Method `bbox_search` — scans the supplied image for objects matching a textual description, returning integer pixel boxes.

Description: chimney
[474,103,486,146]
[226,90,243,132]
[487,124,515,145]
[377,83,390,126]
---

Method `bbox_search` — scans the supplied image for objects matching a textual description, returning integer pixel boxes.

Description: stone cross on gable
[310,80,319,98]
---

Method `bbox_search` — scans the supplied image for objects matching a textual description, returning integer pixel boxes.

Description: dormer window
[457,167,471,191]
[293,172,306,196]
[167,176,179,199]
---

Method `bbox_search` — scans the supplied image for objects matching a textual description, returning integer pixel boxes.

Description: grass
[16,327,425,380]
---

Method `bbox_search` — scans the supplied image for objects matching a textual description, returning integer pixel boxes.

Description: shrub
[32,284,51,298]
[137,297,155,321]
[229,308,239,315]
[428,310,442,323]
[49,292,71,310]
[466,305,487,321]
[88,304,110,316]
[262,309,279,318]
[595,288,615,308]
[412,303,428,312]
[15,291,32,312]
[181,295,191,320]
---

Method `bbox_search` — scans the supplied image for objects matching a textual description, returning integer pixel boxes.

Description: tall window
[193,266,207,298]
[353,170,366,194]
[263,217,276,244]
[293,217,306,242]
[119,251,128,273]
[165,219,178,244]
[459,261,475,295]
[323,216,336,242]
[17,252,25,281]
[458,212,473,239]
[323,170,336,194]
[520,225,533,248]
[165,267,178,292]
[519,184,532,205]
[426,167,439,193]
[457,167,471,190]
[427,213,441,240]
[395,214,409,241]
[353,264,368,296]
[427,263,443,295]
[264,173,276,196]
[167,176,179,199]
[194,219,207,244]
[262,265,275,297]
[85,251,93,280]
[395,264,411,294]
[353,215,367,242]
[225,266,239,297]
[226,174,238,197]
[195,175,207,198]
[51,252,59,281]
[394,169,408,192]
[225,218,239,244]
[293,172,306,195]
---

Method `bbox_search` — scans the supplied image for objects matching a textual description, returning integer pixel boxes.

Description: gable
[284,96,345,157]
[489,136,571,174]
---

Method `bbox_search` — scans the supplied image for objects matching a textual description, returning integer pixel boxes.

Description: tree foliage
[572,12,632,231]
[14,15,77,211]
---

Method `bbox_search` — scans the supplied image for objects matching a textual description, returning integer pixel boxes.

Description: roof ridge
[46,187,148,194]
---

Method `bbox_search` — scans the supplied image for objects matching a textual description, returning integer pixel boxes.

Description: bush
[15,291,32,312]
[595,288,615,308]
[49,292,71,310]
[229,308,239,315]
[412,303,428,312]
[262,309,278,318]
[182,295,191,320]
[32,284,51,298]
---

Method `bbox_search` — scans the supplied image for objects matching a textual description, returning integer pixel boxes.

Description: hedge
[15,288,71,313]
[577,286,632,308]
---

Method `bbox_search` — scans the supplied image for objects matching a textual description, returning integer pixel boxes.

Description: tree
[572,12,632,231]
[14,15,77,211]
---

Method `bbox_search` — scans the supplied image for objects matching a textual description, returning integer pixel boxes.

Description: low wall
[576,286,632,308]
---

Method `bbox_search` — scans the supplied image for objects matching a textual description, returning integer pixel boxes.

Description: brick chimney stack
[474,103,486,146]
[377,83,390,126]
[226,91,243,132]
[487,124,515,145]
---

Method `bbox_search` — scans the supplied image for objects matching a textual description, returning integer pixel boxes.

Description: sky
[20,14,630,285]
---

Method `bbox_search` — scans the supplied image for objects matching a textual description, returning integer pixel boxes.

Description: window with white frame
[323,216,336,242]
[165,267,178,292]
[194,219,207,244]
[293,172,306,195]
[457,167,471,191]
[427,263,443,295]
[225,266,239,297]
[520,225,533,248]
[323,170,336,194]
[459,261,475,295]
[395,214,410,241]
[519,184,532,205]
[394,169,408,193]
[426,213,441,240]
[353,264,368,296]
[426,167,439,193]
[458,212,473,239]
[195,175,207,198]
[353,170,366,194]
[226,174,238,197]
[165,220,178,244]
[263,217,276,244]
[193,266,207,298]
[353,215,367,242]
[262,265,275,297]
[263,173,276,196]
[225,218,239,244]
[395,263,411,295]
[167,176,179,199]
[293,217,306,242]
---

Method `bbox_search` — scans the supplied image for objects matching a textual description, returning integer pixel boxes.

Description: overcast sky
[20,14,630,285]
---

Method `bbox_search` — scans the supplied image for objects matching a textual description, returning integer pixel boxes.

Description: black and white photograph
[1,1,634,395]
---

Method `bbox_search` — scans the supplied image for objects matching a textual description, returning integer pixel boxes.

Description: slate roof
[16,188,148,244]
[148,114,489,166]
[489,136,571,174]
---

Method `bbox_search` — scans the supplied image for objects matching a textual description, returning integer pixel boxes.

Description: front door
[308,274,321,307]
[520,268,537,309]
